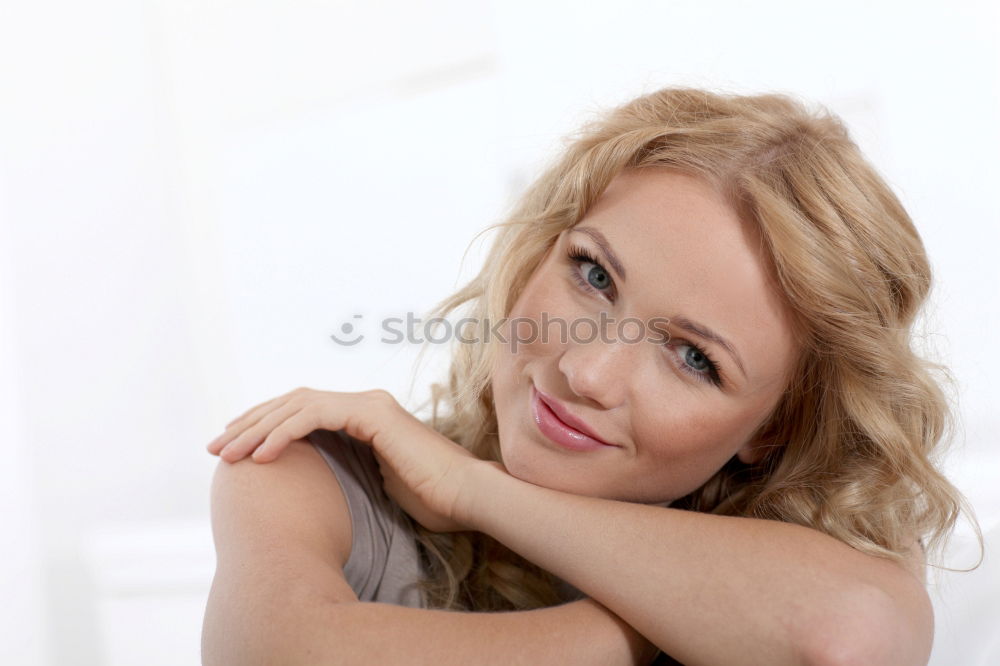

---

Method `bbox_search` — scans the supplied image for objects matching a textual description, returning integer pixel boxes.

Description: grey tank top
[309,428,428,608]
[309,428,680,664]
[307,428,586,608]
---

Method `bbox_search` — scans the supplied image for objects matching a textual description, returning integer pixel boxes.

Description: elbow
[201,576,274,666]
[802,582,933,666]
[201,580,245,666]
[202,574,346,666]
[203,589,360,656]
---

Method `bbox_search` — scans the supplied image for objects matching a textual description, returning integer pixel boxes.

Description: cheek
[503,272,580,357]
[631,403,763,496]
[509,270,572,320]
[491,271,577,464]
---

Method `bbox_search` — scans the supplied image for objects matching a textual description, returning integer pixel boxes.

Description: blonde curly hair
[403,86,980,611]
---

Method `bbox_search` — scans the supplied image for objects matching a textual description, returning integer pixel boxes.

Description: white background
[1,1,997,664]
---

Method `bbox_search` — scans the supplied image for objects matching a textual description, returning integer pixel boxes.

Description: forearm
[465,464,914,666]
[203,574,658,666]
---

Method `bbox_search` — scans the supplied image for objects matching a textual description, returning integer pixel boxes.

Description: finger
[226,394,285,428]
[208,395,293,454]
[221,388,315,434]
[215,395,302,456]
[209,407,276,454]
[252,406,328,463]
[219,402,307,462]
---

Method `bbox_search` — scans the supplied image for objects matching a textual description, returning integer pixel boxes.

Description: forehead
[574,168,796,389]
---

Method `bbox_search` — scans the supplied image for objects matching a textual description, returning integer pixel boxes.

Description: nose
[556,334,637,409]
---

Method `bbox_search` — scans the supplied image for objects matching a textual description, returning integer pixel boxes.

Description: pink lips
[531,385,618,452]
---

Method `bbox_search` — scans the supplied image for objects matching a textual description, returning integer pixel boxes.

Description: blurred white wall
[0,1,997,664]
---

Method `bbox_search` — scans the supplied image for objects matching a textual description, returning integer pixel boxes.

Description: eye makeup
[563,242,724,387]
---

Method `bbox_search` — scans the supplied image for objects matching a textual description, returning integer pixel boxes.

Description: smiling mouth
[530,384,618,452]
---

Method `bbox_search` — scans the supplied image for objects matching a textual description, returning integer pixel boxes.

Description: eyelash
[567,244,617,299]
[565,243,724,387]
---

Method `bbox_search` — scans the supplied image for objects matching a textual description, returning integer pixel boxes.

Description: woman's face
[490,168,799,504]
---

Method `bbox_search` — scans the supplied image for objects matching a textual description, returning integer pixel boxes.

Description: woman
[202,87,979,665]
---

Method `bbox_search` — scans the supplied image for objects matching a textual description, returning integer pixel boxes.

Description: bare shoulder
[209,437,356,601]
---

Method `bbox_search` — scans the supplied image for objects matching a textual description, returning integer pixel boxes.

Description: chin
[496,438,538,484]
[499,439,678,504]
[499,441,602,497]
[499,439,558,486]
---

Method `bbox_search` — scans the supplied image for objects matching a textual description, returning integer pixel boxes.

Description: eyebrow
[569,227,628,281]
[670,316,748,380]
[569,226,748,381]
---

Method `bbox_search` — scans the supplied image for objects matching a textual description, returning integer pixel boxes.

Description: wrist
[454,458,511,532]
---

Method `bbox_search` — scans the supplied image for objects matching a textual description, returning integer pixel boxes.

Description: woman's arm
[206,585,658,666]
[459,463,933,666]
[207,387,929,664]
[201,440,659,666]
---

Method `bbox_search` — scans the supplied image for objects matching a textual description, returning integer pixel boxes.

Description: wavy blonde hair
[403,86,980,611]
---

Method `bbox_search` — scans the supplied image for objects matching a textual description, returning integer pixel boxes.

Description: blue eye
[684,345,710,372]
[672,342,722,386]
[585,264,611,291]
[566,244,617,300]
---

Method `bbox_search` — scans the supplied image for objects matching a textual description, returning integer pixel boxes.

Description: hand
[206,387,492,532]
